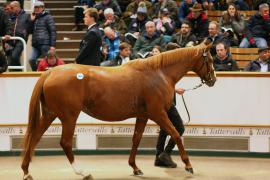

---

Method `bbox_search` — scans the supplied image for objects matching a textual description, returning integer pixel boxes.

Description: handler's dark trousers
[156,105,185,156]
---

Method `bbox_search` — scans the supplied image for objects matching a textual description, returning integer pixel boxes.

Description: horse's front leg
[129,118,148,175]
[155,112,193,174]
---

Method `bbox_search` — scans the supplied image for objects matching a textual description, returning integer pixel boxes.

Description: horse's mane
[127,43,206,71]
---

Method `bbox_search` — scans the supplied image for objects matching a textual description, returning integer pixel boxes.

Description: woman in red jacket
[37,50,64,71]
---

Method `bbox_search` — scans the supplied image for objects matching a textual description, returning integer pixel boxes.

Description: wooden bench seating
[207,10,257,22]
[229,47,259,70]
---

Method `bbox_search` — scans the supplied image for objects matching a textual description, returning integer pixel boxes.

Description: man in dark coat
[28,1,56,71]
[76,8,103,66]
[0,8,12,37]
[5,1,30,67]
[213,42,239,71]
[244,47,270,72]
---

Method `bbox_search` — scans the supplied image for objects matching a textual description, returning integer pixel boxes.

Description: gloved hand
[249,37,256,47]
[262,14,269,20]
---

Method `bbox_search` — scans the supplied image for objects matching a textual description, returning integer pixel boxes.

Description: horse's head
[194,39,216,87]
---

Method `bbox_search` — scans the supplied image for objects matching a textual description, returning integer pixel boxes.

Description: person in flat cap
[29,1,56,71]
[244,47,270,72]
[185,3,209,42]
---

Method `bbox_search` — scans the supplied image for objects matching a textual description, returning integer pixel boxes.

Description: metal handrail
[1,36,27,72]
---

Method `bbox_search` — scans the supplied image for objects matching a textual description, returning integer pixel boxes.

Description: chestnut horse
[22,40,216,180]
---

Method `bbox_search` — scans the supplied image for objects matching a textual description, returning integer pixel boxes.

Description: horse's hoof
[185,167,194,174]
[23,174,33,180]
[133,169,144,176]
[83,174,94,180]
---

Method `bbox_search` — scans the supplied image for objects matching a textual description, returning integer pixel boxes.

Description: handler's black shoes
[158,152,177,168]
[154,156,167,167]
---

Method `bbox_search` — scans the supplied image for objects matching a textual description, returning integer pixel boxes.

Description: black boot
[158,152,177,168]
[154,156,167,167]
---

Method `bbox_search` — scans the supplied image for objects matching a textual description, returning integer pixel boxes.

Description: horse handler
[155,88,185,168]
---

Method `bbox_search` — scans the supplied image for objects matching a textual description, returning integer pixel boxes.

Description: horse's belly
[83,98,144,121]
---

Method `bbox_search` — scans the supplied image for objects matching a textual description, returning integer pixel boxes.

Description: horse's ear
[203,38,213,51]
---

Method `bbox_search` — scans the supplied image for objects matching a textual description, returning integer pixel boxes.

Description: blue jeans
[239,37,268,48]
[29,45,50,71]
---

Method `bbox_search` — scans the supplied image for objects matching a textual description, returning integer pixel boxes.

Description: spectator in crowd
[227,0,249,10]
[213,42,239,71]
[125,2,149,46]
[219,3,245,46]
[4,1,30,68]
[208,21,229,56]
[244,47,270,72]
[212,0,228,10]
[167,21,196,48]
[76,8,103,65]
[113,42,133,65]
[154,8,175,42]
[152,0,179,27]
[254,0,270,10]
[28,1,56,71]
[0,43,8,73]
[124,0,153,20]
[150,45,162,56]
[99,8,127,38]
[155,87,186,168]
[133,21,166,58]
[186,3,209,42]
[0,6,12,37]
[3,2,13,15]
[1,3,13,64]
[198,0,215,10]
[103,26,120,60]
[117,0,132,12]
[239,3,270,48]
[94,0,122,21]
[72,0,95,31]
[37,50,65,71]
[178,0,196,25]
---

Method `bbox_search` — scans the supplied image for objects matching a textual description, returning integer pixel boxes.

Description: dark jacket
[76,24,103,65]
[11,10,31,42]
[213,55,239,71]
[133,32,166,56]
[244,59,270,72]
[128,16,149,34]
[171,32,197,47]
[186,11,209,42]
[0,47,7,73]
[244,12,270,40]
[208,33,230,56]
[0,8,12,36]
[29,11,56,48]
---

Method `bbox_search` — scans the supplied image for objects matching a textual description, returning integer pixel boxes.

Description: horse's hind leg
[59,113,93,180]
[21,114,55,180]
[129,118,148,175]
[155,112,193,174]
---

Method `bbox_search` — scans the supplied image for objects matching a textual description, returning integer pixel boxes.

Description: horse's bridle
[196,49,215,85]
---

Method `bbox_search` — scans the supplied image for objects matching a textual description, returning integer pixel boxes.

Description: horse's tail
[22,71,50,159]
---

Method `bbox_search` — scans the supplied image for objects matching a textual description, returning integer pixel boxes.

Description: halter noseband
[197,49,214,85]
